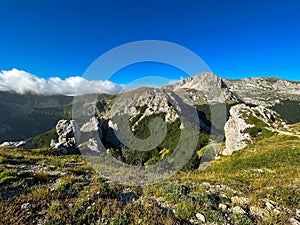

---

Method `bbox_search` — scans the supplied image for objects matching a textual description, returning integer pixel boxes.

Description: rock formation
[51,120,80,154]
[223,104,289,155]
[105,87,180,126]
[52,117,109,154]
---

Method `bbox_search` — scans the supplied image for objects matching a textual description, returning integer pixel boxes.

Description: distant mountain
[165,73,300,123]
[224,77,300,106]
[0,92,73,142]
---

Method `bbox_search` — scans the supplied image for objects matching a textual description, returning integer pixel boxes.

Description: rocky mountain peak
[164,72,236,103]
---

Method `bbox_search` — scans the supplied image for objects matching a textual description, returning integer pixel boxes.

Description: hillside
[0,92,73,142]
[0,123,299,224]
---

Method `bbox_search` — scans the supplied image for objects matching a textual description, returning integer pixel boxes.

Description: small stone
[219,203,227,211]
[264,198,276,211]
[250,206,265,218]
[50,139,56,147]
[195,213,205,223]
[21,203,31,210]
[232,206,246,214]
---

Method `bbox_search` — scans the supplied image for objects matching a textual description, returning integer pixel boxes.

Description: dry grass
[180,126,300,210]
[0,123,299,224]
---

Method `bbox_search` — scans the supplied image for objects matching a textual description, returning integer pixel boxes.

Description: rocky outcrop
[52,117,108,154]
[78,116,106,153]
[223,104,289,155]
[51,120,80,154]
[80,117,102,136]
[166,72,300,106]
[223,104,254,155]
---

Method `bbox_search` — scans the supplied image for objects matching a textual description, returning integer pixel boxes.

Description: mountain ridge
[1,72,299,142]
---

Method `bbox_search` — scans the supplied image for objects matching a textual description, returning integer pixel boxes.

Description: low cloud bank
[0,68,125,95]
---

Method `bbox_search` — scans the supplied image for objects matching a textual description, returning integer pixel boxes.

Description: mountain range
[1,72,299,143]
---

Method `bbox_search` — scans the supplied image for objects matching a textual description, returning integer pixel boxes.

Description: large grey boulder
[80,116,103,139]
[56,120,78,145]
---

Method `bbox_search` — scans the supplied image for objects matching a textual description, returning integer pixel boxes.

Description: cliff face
[166,73,300,106]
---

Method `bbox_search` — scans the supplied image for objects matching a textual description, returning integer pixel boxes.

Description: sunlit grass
[0,123,299,224]
[180,131,300,210]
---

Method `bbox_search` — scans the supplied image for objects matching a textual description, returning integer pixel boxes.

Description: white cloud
[0,68,125,95]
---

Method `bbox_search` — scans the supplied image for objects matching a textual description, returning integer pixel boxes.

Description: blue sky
[0,0,299,84]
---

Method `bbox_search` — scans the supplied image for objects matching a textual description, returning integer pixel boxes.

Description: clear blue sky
[0,0,299,83]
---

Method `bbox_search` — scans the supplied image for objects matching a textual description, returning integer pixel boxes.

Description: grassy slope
[180,129,300,210]
[0,124,299,225]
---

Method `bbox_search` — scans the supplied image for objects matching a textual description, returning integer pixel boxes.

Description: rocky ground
[0,122,299,224]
